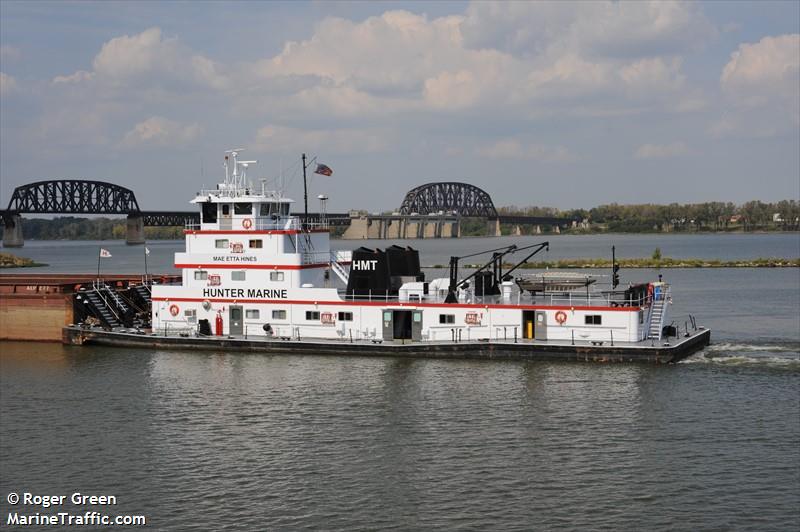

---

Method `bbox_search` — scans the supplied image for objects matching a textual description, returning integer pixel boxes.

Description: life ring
[555,310,568,324]
[242,218,253,229]
[169,304,180,317]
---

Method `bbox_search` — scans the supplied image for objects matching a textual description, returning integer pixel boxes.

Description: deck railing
[185,217,329,232]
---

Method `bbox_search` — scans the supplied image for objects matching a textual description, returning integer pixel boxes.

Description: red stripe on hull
[184,229,328,235]
[152,296,639,312]
[174,263,330,270]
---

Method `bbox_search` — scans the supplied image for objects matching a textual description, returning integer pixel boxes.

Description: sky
[1,0,798,212]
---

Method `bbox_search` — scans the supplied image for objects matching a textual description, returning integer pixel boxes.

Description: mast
[302,153,308,228]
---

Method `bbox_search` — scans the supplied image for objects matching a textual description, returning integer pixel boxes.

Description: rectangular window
[270,271,285,282]
[232,270,246,281]
[194,270,208,280]
[222,204,230,216]
[184,309,196,323]
[245,309,259,319]
[439,314,455,324]
[201,202,217,224]
[306,311,320,321]
[249,239,263,249]
[338,311,353,321]
[585,315,602,325]
[215,239,229,249]
[272,310,287,320]
[234,202,252,215]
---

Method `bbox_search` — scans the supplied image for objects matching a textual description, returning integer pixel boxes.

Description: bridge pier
[342,217,369,239]
[513,225,522,236]
[2,214,24,247]
[126,215,145,245]
[552,225,560,234]
[486,218,501,237]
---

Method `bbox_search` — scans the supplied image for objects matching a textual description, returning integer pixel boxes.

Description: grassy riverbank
[514,257,799,269]
[0,252,48,268]
[429,257,800,269]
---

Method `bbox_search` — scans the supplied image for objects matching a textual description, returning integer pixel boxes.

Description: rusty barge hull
[0,274,179,341]
[62,326,711,364]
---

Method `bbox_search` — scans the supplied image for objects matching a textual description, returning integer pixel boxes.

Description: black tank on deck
[345,245,424,297]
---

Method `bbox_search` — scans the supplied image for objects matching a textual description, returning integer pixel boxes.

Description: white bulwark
[152,150,671,346]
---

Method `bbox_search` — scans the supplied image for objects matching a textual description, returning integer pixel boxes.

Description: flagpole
[97,246,101,283]
[144,242,149,284]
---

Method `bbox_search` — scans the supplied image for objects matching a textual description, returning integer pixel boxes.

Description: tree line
[3,200,798,240]
[497,200,800,232]
[8,217,183,240]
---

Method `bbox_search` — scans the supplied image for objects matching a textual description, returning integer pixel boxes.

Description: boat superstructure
[149,149,683,348]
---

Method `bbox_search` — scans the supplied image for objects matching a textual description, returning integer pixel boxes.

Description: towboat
[64,150,710,362]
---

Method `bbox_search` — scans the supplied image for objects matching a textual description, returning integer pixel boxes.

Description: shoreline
[426,257,800,269]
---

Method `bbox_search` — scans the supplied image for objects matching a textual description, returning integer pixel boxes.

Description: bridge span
[2,179,574,246]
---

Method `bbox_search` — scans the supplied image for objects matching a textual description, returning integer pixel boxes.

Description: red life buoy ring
[555,310,568,324]
[169,304,180,317]
[242,218,253,229]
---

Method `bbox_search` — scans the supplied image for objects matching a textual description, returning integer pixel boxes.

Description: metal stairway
[100,282,130,315]
[329,251,352,285]
[132,284,151,306]
[647,298,667,340]
[81,289,122,329]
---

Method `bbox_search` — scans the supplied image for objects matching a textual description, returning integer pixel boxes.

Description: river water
[1,234,799,530]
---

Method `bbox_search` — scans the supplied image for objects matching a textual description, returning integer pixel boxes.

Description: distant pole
[302,153,308,228]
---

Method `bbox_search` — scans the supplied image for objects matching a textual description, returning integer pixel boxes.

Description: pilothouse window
[234,202,252,215]
[260,203,279,216]
[201,202,217,223]
[215,239,229,249]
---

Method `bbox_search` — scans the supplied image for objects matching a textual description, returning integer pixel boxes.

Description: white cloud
[52,70,94,84]
[714,34,800,136]
[634,141,688,159]
[121,116,202,147]
[0,72,17,95]
[259,11,466,90]
[253,124,388,154]
[461,1,716,59]
[253,6,697,118]
[721,34,799,105]
[56,27,227,90]
[479,139,575,162]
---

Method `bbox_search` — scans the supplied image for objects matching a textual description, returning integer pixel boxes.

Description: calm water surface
[1,234,798,530]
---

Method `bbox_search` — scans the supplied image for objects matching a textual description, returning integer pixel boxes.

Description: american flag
[99,248,112,258]
[314,163,333,176]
